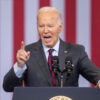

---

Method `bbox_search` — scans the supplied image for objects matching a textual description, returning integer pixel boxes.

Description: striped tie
[48,49,57,86]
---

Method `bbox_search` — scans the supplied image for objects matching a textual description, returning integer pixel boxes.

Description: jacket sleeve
[78,45,100,85]
[3,67,23,92]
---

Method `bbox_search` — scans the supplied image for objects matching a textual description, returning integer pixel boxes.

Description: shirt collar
[42,39,60,53]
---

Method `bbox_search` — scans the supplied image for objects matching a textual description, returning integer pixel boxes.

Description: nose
[44,27,49,33]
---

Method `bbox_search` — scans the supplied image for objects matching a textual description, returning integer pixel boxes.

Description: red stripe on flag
[13,0,24,63]
[39,0,50,8]
[65,0,76,43]
[91,0,100,66]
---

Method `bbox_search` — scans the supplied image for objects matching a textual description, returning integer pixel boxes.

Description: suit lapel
[58,40,71,71]
[33,40,52,85]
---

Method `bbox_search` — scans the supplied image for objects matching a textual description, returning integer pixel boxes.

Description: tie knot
[48,49,54,55]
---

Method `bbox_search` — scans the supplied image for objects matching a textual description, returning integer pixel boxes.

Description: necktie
[48,49,56,86]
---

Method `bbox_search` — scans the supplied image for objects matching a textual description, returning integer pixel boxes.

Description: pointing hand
[16,41,30,67]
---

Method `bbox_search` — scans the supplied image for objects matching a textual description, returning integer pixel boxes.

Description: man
[3,6,100,92]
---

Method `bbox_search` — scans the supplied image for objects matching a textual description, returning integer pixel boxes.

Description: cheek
[57,25,63,33]
[53,33,59,42]
[54,30,60,37]
[38,29,43,36]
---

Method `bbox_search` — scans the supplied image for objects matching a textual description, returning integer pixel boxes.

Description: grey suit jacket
[3,39,100,92]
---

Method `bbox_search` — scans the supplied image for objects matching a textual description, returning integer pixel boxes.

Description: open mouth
[43,36,52,41]
[44,36,51,38]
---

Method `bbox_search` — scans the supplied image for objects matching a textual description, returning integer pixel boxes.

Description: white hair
[37,6,62,25]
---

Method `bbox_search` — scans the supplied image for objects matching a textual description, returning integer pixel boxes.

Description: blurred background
[0,0,100,100]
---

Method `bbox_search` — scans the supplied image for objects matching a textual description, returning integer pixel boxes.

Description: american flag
[0,0,100,100]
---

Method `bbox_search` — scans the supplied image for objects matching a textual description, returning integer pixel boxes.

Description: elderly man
[3,6,100,92]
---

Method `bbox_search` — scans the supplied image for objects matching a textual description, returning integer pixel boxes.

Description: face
[37,11,62,48]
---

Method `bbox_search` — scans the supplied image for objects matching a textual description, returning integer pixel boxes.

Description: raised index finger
[20,41,25,50]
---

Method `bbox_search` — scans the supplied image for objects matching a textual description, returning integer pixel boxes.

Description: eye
[48,25,54,27]
[38,25,44,27]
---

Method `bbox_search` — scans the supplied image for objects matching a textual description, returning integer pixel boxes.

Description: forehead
[37,11,59,21]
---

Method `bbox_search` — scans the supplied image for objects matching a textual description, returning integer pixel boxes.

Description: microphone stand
[52,56,73,88]
[60,70,67,88]
[60,72,64,88]
[53,66,72,88]
[60,64,73,87]
[53,68,65,88]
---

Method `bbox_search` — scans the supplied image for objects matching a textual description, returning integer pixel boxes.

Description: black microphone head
[65,57,73,76]
[65,57,72,65]
[52,56,60,73]
[52,56,59,65]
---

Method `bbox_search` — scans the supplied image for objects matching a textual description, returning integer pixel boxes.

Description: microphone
[52,56,61,73]
[64,57,73,76]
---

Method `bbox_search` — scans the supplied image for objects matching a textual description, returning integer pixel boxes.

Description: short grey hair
[37,6,62,25]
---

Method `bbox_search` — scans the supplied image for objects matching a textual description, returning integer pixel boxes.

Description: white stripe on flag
[76,0,91,87]
[0,0,13,100]
[25,0,39,45]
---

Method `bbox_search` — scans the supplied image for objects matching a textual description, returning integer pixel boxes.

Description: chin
[45,43,53,48]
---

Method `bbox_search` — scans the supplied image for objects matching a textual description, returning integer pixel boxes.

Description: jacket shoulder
[25,40,41,51]
[62,40,85,50]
